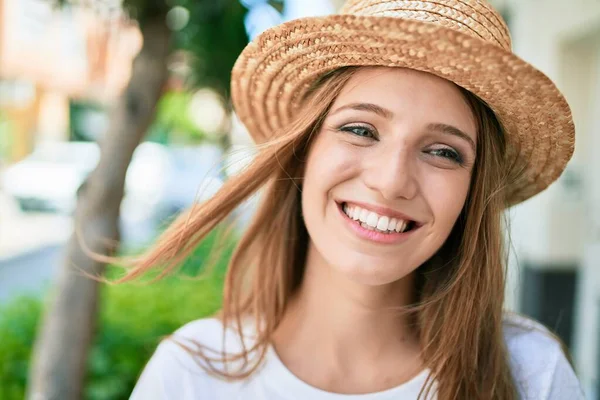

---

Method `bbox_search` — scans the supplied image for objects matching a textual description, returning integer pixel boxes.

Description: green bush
[0,296,42,399]
[0,232,233,400]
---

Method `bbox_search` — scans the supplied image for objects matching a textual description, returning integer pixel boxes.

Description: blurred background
[0,0,598,399]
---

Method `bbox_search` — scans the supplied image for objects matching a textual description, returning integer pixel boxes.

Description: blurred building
[493,0,600,398]
[0,0,141,162]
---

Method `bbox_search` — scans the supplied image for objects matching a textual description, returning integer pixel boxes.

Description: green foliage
[0,297,42,399]
[268,0,284,13]
[173,0,248,98]
[0,232,234,400]
[149,91,206,145]
[125,0,248,98]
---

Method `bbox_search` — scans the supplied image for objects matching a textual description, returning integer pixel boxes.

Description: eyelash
[339,124,377,139]
[427,147,464,165]
[338,124,465,165]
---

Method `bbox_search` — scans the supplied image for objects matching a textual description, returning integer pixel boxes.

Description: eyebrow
[330,102,394,119]
[427,123,477,152]
[330,102,476,152]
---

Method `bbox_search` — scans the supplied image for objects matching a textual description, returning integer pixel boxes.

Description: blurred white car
[162,144,225,211]
[1,141,225,219]
[1,141,100,213]
[119,143,225,246]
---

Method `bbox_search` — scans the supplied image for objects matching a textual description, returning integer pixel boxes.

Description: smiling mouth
[339,202,418,234]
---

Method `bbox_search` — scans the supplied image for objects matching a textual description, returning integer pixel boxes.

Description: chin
[329,253,416,286]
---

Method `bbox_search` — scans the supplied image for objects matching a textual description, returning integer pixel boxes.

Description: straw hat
[231,0,575,206]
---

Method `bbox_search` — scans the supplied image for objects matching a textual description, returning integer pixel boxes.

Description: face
[301,67,477,286]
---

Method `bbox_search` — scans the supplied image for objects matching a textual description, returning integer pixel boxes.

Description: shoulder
[150,317,255,370]
[502,313,584,399]
[130,318,246,399]
[171,317,231,353]
[149,318,231,370]
[502,312,561,357]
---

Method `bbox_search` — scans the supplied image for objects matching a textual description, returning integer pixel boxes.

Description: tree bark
[27,12,171,400]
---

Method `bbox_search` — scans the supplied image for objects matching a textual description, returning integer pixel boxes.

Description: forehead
[332,67,477,140]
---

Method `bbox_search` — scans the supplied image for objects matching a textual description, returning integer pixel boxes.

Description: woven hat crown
[340,0,512,51]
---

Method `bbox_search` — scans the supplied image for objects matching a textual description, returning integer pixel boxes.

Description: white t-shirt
[130,315,584,399]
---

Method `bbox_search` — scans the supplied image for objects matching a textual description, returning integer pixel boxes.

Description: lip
[336,201,419,245]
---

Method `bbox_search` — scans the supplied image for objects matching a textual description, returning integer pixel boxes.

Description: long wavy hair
[117,66,517,399]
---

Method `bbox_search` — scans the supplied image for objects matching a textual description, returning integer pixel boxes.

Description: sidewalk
[0,193,72,261]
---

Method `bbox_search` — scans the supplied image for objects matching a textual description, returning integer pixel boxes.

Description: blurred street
[0,244,62,304]
[0,192,69,302]
[0,192,71,261]
[0,190,170,303]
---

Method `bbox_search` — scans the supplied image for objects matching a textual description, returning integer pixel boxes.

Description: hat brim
[231,14,574,206]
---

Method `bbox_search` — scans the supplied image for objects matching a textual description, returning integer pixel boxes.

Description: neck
[272,243,423,393]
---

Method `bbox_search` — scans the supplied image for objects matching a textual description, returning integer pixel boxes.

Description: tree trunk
[27,12,171,400]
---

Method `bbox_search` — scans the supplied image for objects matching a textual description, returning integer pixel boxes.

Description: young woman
[128,0,583,398]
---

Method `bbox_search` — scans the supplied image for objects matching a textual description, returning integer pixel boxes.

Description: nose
[361,145,419,201]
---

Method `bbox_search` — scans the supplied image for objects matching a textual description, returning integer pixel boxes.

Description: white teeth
[359,209,369,223]
[395,220,402,232]
[342,203,412,233]
[362,222,374,230]
[376,216,389,231]
[396,220,407,233]
[366,212,379,228]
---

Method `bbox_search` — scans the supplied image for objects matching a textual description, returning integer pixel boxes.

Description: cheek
[302,134,360,202]
[301,134,362,250]
[423,171,471,229]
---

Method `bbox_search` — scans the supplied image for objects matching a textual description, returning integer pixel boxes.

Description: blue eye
[340,125,376,139]
[428,147,464,164]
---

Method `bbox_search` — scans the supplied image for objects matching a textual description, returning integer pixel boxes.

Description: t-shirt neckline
[261,343,432,399]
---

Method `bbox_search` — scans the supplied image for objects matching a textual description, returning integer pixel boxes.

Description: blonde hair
[118,66,517,399]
